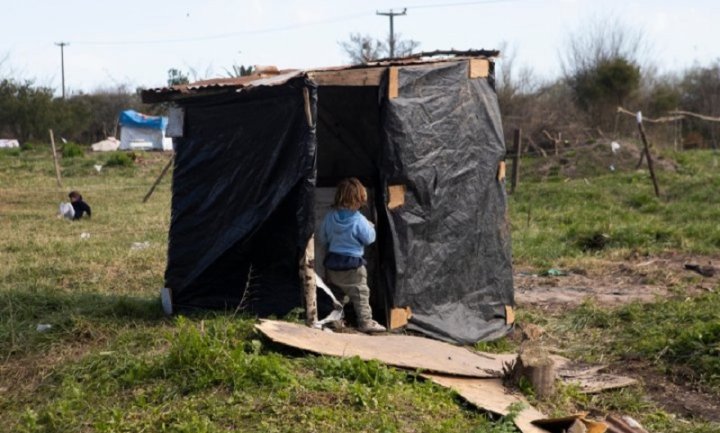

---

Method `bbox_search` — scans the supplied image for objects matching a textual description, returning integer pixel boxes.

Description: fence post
[510,128,522,195]
[636,112,661,198]
[49,129,63,188]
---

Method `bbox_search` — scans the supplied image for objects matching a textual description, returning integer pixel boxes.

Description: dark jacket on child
[71,199,92,220]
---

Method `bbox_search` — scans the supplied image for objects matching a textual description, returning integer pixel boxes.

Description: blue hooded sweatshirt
[319,209,375,269]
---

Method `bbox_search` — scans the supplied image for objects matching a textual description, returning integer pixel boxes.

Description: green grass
[510,150,720,266]
[1,145,719,432]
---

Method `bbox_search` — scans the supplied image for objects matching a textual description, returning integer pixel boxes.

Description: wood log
[512,341,556,399]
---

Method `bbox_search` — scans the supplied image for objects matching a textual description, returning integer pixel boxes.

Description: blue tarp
[119,110,168,130]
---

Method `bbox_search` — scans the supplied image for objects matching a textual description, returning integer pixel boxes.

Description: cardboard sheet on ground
[558,364,638,394]
[423,374,548,433]
[256,320,505,377]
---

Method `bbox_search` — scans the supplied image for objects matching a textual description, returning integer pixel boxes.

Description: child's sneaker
[358,320,386,334]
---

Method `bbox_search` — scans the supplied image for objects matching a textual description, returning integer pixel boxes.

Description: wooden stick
[300,235,318,326]
[49,129,63,188]
[635,146,646,169]
[636,113,661,197]
[142,153,174,203]
[510,128,522,194]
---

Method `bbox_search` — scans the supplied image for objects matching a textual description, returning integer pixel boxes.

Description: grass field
[1,145,719,432]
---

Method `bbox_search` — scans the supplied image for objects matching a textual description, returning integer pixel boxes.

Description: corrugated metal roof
[141,50,498,103]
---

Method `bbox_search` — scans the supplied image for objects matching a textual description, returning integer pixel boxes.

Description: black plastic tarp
[381,61,513,344]
[166,78,317,314]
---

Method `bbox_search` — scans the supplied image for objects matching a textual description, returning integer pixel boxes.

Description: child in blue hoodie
[319,178,386,333]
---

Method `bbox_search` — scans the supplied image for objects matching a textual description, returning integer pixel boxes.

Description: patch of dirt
[515,253,720,423]
[515,253,718,308]
[620,361,720,423]
[532,140,678,180]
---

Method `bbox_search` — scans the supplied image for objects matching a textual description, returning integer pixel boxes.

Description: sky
[1,0,719,95]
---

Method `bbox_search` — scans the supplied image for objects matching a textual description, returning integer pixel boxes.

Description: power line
[400,0,524,10]
[71,12,369,46]
[68,0,521,47]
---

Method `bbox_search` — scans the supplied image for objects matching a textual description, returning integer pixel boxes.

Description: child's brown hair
[333,178,367,210]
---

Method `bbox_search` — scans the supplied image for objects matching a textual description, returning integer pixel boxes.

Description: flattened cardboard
[424,374,548,433]
[256,319,505,377]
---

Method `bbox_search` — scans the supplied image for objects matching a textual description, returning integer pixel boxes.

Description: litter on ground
[255,320,643,433]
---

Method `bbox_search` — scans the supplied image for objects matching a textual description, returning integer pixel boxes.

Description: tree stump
[512,341,556,399]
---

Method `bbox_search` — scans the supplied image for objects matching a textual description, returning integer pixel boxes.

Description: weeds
[3,148,720,432]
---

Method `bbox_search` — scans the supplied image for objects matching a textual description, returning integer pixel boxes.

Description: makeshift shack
[141,50,513,344]
[119,109,173,151]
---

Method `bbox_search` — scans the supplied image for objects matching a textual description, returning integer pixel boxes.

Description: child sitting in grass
[68,190,92,220]
[319,178,385,334]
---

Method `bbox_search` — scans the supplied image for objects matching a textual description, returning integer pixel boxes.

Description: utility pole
[55,42,69,99]
[376,8,407,58]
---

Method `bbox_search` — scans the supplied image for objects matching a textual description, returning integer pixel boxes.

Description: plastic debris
[609,164,615,171]
[36,324,52,332]
[611,141,621,153]
[94,164,103,173]
[58,202,75,220]
[80,232,91,240]
[131,241,150,250]
[542,269,567,277]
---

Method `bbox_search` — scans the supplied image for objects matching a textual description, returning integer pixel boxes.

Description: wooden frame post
[510,128,522,194]
[300,235,318,326]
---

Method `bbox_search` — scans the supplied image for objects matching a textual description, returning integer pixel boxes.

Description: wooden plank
[389,307,412,329]
[497,161,506,182]
[387,184,406,209]
[309,67,385,86]
[423,374,549,433]
[387,67,399,99]
[256,319,506,377]
[505,305,515,325]
[469,58,490,78]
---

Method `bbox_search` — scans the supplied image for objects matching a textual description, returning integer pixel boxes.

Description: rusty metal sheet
[532,414,608,433]
[255,319,505,377]
[423,374,548,433]
[142,51,499,103]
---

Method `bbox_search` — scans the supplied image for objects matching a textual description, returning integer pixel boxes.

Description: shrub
[62,143,84,158]
[105,152,134,167]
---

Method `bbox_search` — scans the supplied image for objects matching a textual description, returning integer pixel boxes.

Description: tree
[560,15,646,129]
[0,78,54,142]
[679,61,720,147]
[167,68,190,86]
[225,65,256,78]
[339,33,420,65]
